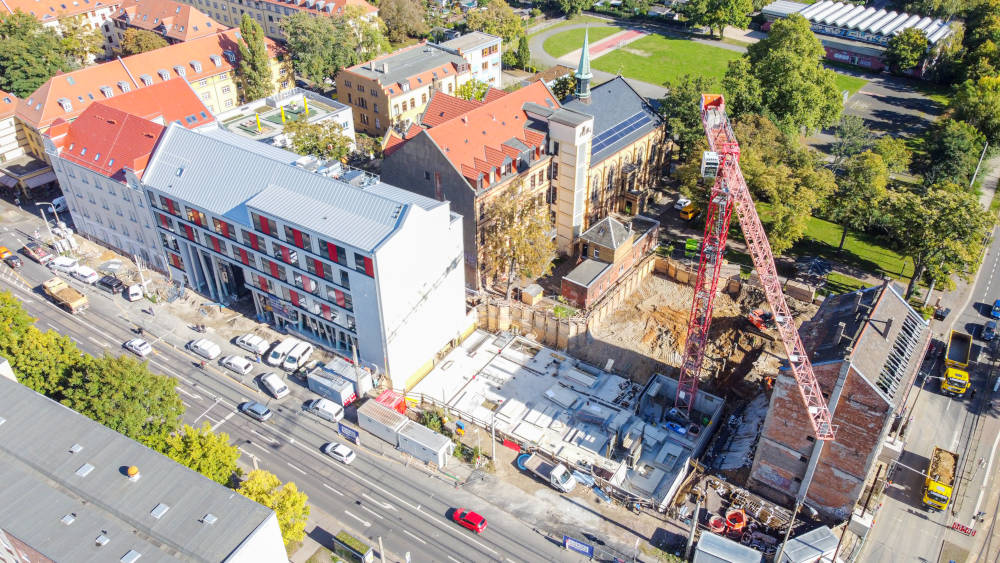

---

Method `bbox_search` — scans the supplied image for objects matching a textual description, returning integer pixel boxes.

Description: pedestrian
[13,197,20,207]
[200,360,206,369]
[972,388,977,400]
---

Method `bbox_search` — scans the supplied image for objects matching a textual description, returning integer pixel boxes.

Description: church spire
[575,27,593,99]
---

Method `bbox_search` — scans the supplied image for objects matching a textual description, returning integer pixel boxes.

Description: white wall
[225,511,286,563]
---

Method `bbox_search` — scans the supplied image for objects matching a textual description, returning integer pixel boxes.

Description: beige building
[108,0,228,54]
[0,92,26,164]
[172,0,376,40]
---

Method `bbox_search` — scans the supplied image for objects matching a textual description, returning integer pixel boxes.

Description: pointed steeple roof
[575,27,593,82]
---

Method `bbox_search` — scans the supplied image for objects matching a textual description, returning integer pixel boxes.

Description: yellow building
[173,0,377,41]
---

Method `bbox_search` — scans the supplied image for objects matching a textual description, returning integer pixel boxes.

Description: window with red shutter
[166,198,176,215]
[321,304,332,320]
[326,242,338,262]
[280,245,290,263]
[159,213,170,228]
[184,224,194,241]
[269,260,279,278]
[314,259,324,280]
[289,290,299,307]
[363,257,374,277]
[211,236,221,253]
[293,229,303,248]
[259,277,268,292]
[239,248,249,265]
[249,233,260,250]
[334,289,345,308]
[259,216,270,235]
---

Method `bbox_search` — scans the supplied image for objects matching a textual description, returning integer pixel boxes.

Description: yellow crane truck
[923,446,958,511]
[941,330,971,396]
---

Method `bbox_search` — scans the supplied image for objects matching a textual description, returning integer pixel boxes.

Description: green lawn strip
[912,82,952,108]
[528,15,609,38]
[791,215,913,280]
[822,272,872,295]
[543,26,624,58]
[591,34,741,85]
[833,72,870,97]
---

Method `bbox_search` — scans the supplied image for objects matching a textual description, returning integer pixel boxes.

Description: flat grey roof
[346,44,466,87]
[398,420,452,451]
[0,378,274,562]
[761,0,807,17]
[564,259,611,288]
[441,31,500,52]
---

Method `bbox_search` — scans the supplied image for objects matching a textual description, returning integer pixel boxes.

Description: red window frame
[321,304,332,321]
[279,245,290,263]
[268,260,280,278]
[169,252,184,270]
[326,242,338,263]
[292,228,304,248]
[210,235,221,253]
[165,198,176,215]
[333,289,345,308]
[363,256,374,277]
[259,277,268,293]
[289,289,300,307]
[248,232,261,251]
[183,224,195,241]
[259,215,271,235]
[158,213,170,229]
[238,248,250,265]
[314,259,325,280]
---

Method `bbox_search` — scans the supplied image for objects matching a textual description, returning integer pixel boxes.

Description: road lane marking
[90,326,116,341]
[251,429,279,445]
[87,336,108,347]
[344,510,370,527]
[211,411,236,431]
[286,462,307,475]
[322,483,344,496]
[362,493,396,511]
[359,505,384,520]
[182,401,191,408]
[175,386,202,400]
[971,427,1000,525]
[447,557,461,563]
[403,529,427,545]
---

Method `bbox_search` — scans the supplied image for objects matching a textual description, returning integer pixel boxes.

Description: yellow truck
[42,277,88,314]
[941,330,971,396]
[923,446,958,511]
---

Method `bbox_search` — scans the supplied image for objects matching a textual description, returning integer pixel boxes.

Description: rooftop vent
[61,512,77,525]
[99,86,113,98]
[69,443,83,454]
[150,503,170,519]
[117,80,130,93]
[200,513,218,525]
[75,463,94,477]
[121,550,141,563]
[127,465,141,482]
[95,532,110,546]
[139,74,153,86]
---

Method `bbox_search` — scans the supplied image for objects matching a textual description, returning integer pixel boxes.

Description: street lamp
[36,200,60,225]
[35,204,53,241]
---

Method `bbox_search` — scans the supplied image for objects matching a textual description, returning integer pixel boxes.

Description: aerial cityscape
[0,0,997,559]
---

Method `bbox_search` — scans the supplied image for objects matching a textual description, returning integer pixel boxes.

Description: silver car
[322,442,356,464]
[123,338,152,357]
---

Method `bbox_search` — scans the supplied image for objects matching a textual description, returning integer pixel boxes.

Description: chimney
[833,322,846,345]
[381,63,389,73]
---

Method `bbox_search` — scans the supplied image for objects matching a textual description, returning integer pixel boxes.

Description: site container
[357,400,408,447]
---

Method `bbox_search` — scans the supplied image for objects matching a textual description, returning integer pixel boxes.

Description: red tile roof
[421,94,482,127]
[47,103,166,180]
[0,90,17,120]
[16,28,283,130]
[99,77,215,127]
[114,0,227,42]
[258,0,375,18]
[1,0,116,22]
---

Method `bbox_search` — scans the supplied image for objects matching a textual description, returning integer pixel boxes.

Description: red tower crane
[674,94,836,441]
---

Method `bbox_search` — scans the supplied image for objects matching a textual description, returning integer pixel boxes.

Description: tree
[724,15,841,132]
[455,78,489,101]
[479,181,556,296]
[237,14,274,102]
[379,0,428,42]
[623,0,651,14]
[467,0,525,67]
[557,0,592,17]
[887,182,992,298]
[516,34,531,70]
[872,136,912,175]
[10,327,80,398]
[659,74,719,161]
[885,28,928,73]
[0,11,73,97]
[551,75,577,101]
[827,151,889,249]
[830,115,873,169]
[916,118,986,187]
[60,354,184,449]
[0,291,37,354]
[678,0,754,38]
[343,6,391,63]
[120,28,168,56]
[281,13,350,85]
[163,423,241,486]
[283,118,353,160]
[59,15,104,65]
[238,470,310,547]
[952,75,1000,145]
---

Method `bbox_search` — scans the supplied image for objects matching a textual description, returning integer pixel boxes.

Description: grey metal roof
[0,378,275,562]
[440,31,500,53]
[562,77,663,165]
[761,0,808,17]
[564,259,611,288]
[693,532,763,563]
[142,124,446,252]
[346,44,466,87]
[398,420,452,451]
[779,526,838,563]
[580,216,631,250]
[548,107,592,127]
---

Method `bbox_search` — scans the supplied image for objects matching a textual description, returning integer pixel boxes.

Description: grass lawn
[822,272,872,295]
[790,215,914,280]
[913,82,952,108]
[528,15,609,38]
[591,34,742,85]
[543,26,623,58]
[833,72,870,97]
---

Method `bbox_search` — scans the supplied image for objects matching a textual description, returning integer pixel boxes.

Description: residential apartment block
[44,79,215,272]
[0,377,286,562]
[139,124,468,389]
[173,0,377,40]
[16,27,290,159]
[0,92,26,164]
[1,0,119,38]
[108,0,227,54]
[337,33,501,137]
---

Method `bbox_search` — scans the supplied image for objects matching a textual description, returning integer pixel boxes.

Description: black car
[3,255,22,269]
[96,275,124,294]
[933,307,951,321]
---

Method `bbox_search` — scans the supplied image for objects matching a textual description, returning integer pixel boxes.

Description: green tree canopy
[466,0,525,67]
[163,423,241,486]
[887,182,992,298]
[480,181,556,296]
[551,75,577,101]
[952,75,1000,145]
[557,0,592,17]
[872,135,913,175]
[283,118,353,160]
[678,0,754,39]
[830,114,873,170]
[916,118,986,186]
[238,470,310,547]
[0,290,37,352]
[343,6,391,62]
[827,150,889,249]
[60,354,184,449]
[0,11,74,97]
[10,328,80,397]
[886,28,929,72]
[516,34,531,70]
[281,9,389,85]
[59,15,104,65]
[456,78,490,101]
[658,74,718,161]
[120,28,168,56]
[724,15,841,132]
[237,14,274,101]
[380,0,428,42]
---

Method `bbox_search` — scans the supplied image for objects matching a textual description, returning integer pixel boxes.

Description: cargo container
[357,400,408,447]
[397,420,453,467]
[323,356,374,398]
[305,368,357,406]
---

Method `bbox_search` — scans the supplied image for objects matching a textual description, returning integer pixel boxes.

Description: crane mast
[674,94,836,441]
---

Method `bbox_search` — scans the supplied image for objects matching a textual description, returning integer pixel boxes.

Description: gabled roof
[0,90,16,120]
[255,0,376,18]
[49,103,165,181]
[114,0,227,42]
[561,76,662,165]
[421,93,482,127]
[98,77,215,127]
[16,28,283,130]
[1,0,115,22]
[579,216,631,251]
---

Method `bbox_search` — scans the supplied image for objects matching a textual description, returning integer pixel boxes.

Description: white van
[305,398,344,422]
[49,256,79,273]
[282,341,314,372]
[52,196,68,214]
[187,338,221,360]
[125,284,143,302]
[260,372,290,399]
[266,337,301,366]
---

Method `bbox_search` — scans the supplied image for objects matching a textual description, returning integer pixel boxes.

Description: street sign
[338,422,359,444]
[952,521,977,536]
[563,535,595,558]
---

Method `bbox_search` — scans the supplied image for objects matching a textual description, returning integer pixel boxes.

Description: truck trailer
[42,277,88,313]
[941,331,972,396]
[923,446,958,512]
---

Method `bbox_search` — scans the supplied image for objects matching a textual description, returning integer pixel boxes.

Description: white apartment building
[440,31,502,88]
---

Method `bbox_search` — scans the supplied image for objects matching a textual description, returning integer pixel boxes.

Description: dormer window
[209,54,222,67]
[117,80,130,92]
[157,69,170,81]
[190,60,202,72]
[99,86,113,98]
[223,50,236,63]
[173,65,186,77]
[139,74,153,86]
[57,97,72,111]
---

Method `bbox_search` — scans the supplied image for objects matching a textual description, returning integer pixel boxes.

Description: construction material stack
[941,330,971,396]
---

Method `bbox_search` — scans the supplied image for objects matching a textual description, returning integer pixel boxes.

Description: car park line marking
[344,510,370,527]
[359,505,384,520]
[403,529,427,545]
[286,462,307,475]
[322,483,344,496]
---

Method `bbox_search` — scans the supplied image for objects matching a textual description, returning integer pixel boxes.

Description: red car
[452,508,487,534]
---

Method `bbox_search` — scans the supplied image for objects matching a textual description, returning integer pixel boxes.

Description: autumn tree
[886,28,929,72]
[887,182,992,298]
[59,15,104,65]
[163,423,241,486]
[238,470,310,547]
[467,0,525,68]
[659,74,719,160]
[872,135,913,175]
[557,0,592,17]
[455,78,489,101]
[120,28,168,56]
[916,118,986,187]
[678,0,754,39]
[283,118,353,160]
[237,14,274,101]
[0,11,73,97]
[480,182,556,297]
[342,5,391,63]
[60,354,184,450]
[827,151,889,249]
[9,328,80,397]
[379,0,428,42]
[551,75,577,101]
[952,75,1000,145]
[830,115,873,170]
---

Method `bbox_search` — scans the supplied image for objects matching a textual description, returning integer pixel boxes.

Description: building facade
[140,124,468,389]
[172,0,377,40]
[337,35,501,137]
[108,0,227,54]
[748,282,930,521]
[561,215,659,308]
[2,0,119,41]
[15,27,290,159]
[44,79,215,272]
[0,92,26,164]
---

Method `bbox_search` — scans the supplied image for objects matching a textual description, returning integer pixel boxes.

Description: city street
[0,217,591,563]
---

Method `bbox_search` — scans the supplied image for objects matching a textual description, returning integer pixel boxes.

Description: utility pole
[36,206,53,241]
[970,141,989,190]
[684,494,701,559]
[491,409,497,463]
[378,536,385,563]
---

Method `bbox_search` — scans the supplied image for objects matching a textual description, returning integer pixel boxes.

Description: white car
[49,256,79,274]
[236,333,270,355]
[260,372,290,399]
[322,442,356,465]
[123,338,152,357]
[71,266,100,284]
[221,355,254,376]
[673,196,692,210]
